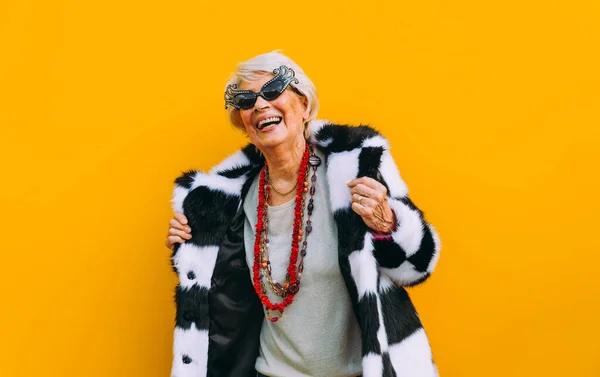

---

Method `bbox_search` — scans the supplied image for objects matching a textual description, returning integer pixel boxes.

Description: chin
[254,124,288,146]
[256,137,287,151]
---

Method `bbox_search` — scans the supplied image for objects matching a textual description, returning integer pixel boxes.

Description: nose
[253,95,270,111]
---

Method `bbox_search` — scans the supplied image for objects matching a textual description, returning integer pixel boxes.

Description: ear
[300,95,310,120]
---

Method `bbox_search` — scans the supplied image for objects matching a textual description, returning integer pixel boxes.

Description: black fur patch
[373,239,407,268]
[174,170,197,189]
[183,186,240,247]
[241,143,265,165]
[382,352,398,377]
[217,165,251,179]
[240,165,264,201]
[380,286,423,345]
[315,123,381,153]
[407,222,436,272]
[338,254,360,322]
[358,147,384,179]
[334,208,369,256]
[357,293,382,355]
[174,284,210,330]
[358,146,392,194]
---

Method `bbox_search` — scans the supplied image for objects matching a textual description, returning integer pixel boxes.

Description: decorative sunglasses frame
[224,65,299,110]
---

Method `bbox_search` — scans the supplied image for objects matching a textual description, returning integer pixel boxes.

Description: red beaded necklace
[252,143,320,322]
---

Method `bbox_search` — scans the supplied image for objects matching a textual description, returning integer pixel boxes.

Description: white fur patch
[427,224,441,273]
[348,234,379,299]
[319,137,333,147]
[326,149,361,212]
[381,262,426,287]
[376,296,389,352]
[388,328,437,377]
[172,186,190,214]
[378,274,396,294]
[362,352,383,377]
[388,198,424,257]
[209,150,250,175]
[173,244,219,289]
[362,135,389,149]
[191,173,245,197]
[379,151,408,198]
[309,119,329,143]
[171,324,208,377]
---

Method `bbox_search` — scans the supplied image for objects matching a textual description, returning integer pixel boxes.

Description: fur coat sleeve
[373,149,441,286]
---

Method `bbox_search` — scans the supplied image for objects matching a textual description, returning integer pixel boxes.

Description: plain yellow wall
[1,0,599,376]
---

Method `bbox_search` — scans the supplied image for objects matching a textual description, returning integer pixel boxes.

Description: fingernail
[186,226,191,232]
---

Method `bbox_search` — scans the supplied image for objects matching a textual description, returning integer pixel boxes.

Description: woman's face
[238,73,309,151]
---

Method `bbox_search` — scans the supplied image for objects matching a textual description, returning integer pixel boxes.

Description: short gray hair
[225,51,320,135]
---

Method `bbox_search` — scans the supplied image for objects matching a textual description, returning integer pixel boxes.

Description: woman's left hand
[347,177,397,234]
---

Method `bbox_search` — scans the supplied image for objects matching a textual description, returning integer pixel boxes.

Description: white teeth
[257,117,282,127]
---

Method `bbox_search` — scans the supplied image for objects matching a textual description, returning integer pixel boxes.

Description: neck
[262,136,306,186]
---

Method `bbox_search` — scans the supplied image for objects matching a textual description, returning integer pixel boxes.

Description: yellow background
[1,0,599,376]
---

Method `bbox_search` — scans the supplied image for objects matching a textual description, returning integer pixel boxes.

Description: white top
[243,149,363,377]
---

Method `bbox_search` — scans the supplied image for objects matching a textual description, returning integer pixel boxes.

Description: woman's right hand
[165,212,192,250]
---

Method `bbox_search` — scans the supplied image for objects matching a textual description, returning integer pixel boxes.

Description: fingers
[351,201,373,218]
[166,235,185,250]
[169,227,192,240]
[350,184,387,208]
[174,212,188,226]
[166,212,191,251]
[347,176,381,190]
[170,217,191,233]
[352,193,377,208]
[348,177,387,201]
[350,184,377,199]
[350,185,397,233]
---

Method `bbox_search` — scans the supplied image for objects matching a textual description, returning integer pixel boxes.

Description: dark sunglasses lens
[262,80,285,100]
[235,93,256,109]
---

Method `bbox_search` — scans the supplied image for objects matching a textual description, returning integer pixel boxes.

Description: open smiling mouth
[257,116,282,130]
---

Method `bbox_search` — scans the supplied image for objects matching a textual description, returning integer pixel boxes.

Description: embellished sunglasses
[224,65,300,110]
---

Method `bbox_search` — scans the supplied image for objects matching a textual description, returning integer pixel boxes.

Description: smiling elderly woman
[165,52,441,377]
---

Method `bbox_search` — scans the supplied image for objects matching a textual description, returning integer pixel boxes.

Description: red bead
[270,317,278,323]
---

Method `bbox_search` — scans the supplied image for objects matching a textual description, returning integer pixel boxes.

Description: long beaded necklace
[252,143,321,322]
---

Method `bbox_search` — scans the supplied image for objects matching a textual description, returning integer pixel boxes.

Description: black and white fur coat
[170,121,441,377]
